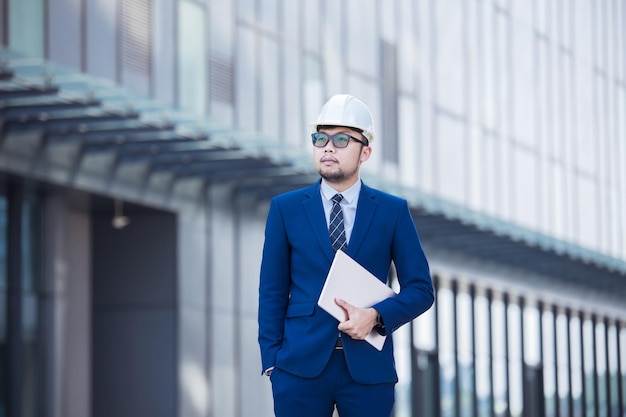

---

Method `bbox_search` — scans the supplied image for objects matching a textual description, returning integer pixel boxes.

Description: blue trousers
[270,350,395,417]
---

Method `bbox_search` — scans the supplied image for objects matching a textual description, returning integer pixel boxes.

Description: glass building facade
[409,276,626,417]
[0,1,625,417]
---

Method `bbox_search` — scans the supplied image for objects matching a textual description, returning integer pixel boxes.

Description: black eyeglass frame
[311,132,369,148]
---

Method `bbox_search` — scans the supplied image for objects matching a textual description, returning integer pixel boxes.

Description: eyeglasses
[311,132,368,148]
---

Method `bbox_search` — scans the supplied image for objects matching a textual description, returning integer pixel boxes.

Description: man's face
[313,126,371,187]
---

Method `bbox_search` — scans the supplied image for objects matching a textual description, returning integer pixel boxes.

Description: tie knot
[332,194,343,204]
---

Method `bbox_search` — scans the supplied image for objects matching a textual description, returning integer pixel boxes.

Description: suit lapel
[346,184,377,257]
[303,181,336,262]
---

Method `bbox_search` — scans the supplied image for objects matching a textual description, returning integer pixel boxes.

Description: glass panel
[303,55,323,138]
[509,360,523,417]
[524,304,541,366]
[22,194,40,417]
[570,315,583,417]
[607,324,619,417]
[259,37,279,138]
[22,293,39,417]
[0,196,6,288]
[475,293,492,417]
[178,0,208,115]
[438,285,456,417]
[583,318,596,417]
[435,0,465,115]
[237,0,255,23]
[21,199,38,291]
[619,324,626,417]
[413,302,436,351]
[492,296,507,417]
[508,303,523,417]
[9,0,44,57]
[513,148,537,228]
[543,308,557,417]
[556,313,570,417]
[236,26,257,131]
[0,194,5,417]
[596,321,608,417]
[480,0,496,130]
[437,115,466,205]
[476,355,492,417]
[457,290,473,417]
[394,324,412,417]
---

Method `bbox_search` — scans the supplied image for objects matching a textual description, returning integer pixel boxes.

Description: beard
[319,168,346,183]
[317,163,359,184]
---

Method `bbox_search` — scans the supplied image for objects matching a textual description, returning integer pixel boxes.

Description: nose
[323,140,336,152]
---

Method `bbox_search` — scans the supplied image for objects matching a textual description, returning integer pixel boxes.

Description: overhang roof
[1,48,625,300]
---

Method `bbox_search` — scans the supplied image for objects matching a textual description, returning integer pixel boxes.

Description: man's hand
[335,298,378,340]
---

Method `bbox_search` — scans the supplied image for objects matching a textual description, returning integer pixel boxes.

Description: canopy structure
[1,48,624,299]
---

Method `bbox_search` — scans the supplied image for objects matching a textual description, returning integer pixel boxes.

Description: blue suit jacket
[258,180,434,384]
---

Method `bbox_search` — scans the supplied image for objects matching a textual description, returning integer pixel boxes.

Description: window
[556,312,570,417]
[475,291,492,417]
[607,324,620,417]
[120,0,152,94]
[438,282,456,417]
[508,301,523,417]
[524,302,544,417]
[543,307,557,417]
[570,314,584,417]
[0,185,42,417]
[457,288,474,417]
[0,193,6,417]
[583,317,597,417]
[381,40,399,166]
[492,294,508,417]
[8,0,44,57]
[20,194,41,417]
[619,323,626,415]
[178,0,207,115]
[596,321,608,417]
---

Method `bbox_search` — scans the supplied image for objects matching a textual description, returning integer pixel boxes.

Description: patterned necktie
[329,194,347,251]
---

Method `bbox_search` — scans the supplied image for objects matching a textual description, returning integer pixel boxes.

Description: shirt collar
[320,179,361,204]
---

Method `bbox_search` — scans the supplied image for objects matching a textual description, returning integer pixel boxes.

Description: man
[258,94,434,417]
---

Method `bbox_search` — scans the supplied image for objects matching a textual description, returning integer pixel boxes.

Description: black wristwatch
[374,313,386,336]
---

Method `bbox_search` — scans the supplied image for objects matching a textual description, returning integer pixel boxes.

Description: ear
[359,145,372,163]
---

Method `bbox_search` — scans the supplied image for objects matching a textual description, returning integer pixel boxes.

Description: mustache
[320,155,338,162]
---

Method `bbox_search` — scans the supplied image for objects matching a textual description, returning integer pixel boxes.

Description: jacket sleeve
[373,200,434,333]
[257,197,291,374]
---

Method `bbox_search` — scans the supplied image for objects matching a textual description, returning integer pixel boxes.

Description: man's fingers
[335,297,354,312]
[335,298,350,321]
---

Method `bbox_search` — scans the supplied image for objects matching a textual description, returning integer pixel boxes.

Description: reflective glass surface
[9,0,44,57]
[0,196,6,289]
[456,290,473,417]
[523,304,541,366]
[570,315,584,417]
[556,313,570,417]
[475,294,492,417]
[618,323,626,417]
[437,285,456,417]
[607,325,620,417]
[596,321,608,417]
[492,296,507,417]
[583,318,596,417]
[22,195,40,417]
[543,309,557,417]
[508,303,523,417]
[0,195,5,417]
[177,0,207,116]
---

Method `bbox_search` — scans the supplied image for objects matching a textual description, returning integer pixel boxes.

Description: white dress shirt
[320,179,361,245]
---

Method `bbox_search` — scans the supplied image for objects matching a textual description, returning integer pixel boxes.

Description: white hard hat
[311,94,376,143]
